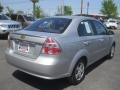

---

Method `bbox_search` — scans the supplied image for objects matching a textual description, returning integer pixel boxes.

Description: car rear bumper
[5,49,70,80]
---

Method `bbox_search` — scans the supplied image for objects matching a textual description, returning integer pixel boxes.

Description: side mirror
[108,30,114,35]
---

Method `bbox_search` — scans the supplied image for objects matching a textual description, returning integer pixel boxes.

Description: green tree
[34,6,44,18]
[30,0,39,16]
[64,5,72,15]
[6,7,14,16]
[0,3,3,13]
[100,0,118,18]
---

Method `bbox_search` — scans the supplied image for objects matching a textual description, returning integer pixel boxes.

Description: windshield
[25,18,72,34]
[24,15,35,21]
[109,20,116,23]
[0,14,9,20]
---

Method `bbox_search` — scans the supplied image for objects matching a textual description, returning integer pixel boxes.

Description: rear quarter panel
[54,18,89,74]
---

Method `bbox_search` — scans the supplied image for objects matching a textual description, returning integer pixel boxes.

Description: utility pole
[62,0,64,15]
[33,3,35,16]
[80,0,83,15]
[87,2,89,15]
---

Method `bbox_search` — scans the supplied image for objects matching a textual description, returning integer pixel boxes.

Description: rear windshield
[25,18,72,33]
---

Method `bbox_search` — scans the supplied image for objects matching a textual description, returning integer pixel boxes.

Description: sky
[1,0,120,16]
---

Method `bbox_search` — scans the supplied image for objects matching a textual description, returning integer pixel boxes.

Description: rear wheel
[0,33,9,39]
[68,60,85,85]
[0,34,4,39]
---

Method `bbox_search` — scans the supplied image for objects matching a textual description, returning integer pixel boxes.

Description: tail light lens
[41,37,61,55]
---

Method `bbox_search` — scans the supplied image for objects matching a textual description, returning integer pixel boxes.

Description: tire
[0,34,4,39]
[68,60,85,85]
[0,34,7,39]
[107,45,115,59]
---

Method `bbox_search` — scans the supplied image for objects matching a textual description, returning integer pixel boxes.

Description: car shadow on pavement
[85,57,107,75]
[13,57,107,90]
[13,70,71,90]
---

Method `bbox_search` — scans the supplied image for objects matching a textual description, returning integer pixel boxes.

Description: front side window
[25,18,72,34]
[78,21,93,36]
[93,21,107,35]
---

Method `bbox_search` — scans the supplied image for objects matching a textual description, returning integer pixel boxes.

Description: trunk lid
[10,30,61,59]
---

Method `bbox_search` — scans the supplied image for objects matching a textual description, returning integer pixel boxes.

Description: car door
[77,20,101,65]
[91,20,110,60]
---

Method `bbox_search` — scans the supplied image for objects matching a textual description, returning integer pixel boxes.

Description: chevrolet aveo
[5,16,115,85]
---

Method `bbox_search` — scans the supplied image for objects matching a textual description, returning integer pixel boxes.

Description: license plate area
[14,39,41,59]
[18,42,30,53]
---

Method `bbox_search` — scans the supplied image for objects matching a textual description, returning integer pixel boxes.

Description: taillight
[41,37,61,55]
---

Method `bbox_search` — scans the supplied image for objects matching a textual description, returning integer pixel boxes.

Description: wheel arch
[68,49,89,75]
[79,56,88,67]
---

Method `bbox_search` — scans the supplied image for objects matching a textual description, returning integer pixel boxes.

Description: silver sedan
[5,16,115,85]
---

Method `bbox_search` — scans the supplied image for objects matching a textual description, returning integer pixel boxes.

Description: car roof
[50,16,95,20]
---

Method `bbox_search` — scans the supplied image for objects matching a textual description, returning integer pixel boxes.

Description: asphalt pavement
[0,30,120,90]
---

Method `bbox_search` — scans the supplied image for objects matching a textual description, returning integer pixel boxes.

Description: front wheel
[68,60,85,85]
[107,45,115,59]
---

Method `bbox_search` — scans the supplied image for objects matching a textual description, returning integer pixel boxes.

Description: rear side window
[78,21,93,36]
[25,18,71,34]
[93,21,107,35]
